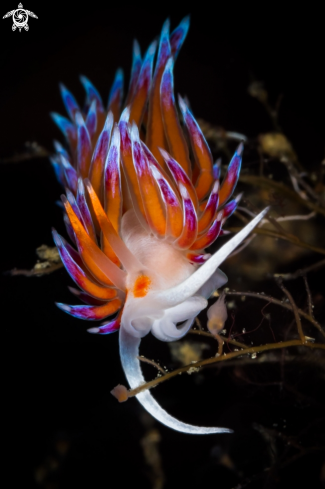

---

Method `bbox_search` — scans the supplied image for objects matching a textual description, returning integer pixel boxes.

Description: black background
[1,2,324,488]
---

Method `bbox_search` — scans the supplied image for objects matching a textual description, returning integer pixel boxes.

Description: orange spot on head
[133,274,151,298]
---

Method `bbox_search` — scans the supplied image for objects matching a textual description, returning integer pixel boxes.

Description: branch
[127,340,325,398]
[225,291,325,339]
[302,275,314,319]
[275,278,306,343]
[239,175,325,217]
[227,226,325,256]
[137,356,166,375]
[275,258,325,280]
[8,262,64,277]
[189,328,249,349]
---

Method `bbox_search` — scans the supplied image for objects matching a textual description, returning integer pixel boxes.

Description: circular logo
[13,8,28,28]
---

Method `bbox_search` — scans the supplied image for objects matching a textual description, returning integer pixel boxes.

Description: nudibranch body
[51,17,268,434]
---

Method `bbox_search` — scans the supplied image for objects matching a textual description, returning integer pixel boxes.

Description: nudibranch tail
[51,16,269,435]
[119,327,232,434]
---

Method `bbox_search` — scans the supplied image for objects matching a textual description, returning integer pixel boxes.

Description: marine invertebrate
[51,17,267,434]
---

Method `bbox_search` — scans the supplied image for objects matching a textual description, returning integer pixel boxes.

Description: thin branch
[195,317,203,331]
[127,340,325,398]
[227,226,325,256]
[224,291,325,339]
[237,206,316,223]
[228,234,256,258]
[0,144,50,164]
[239,175,325,217]
[275,278,306,343]
[282,157,325,207]
[137,356,167,376]
[189,328,249,349]
[302,275,314,319]
[214,334,224,356]
[8,262,64,277]
[243,197,309,242]
[276,258,325,280]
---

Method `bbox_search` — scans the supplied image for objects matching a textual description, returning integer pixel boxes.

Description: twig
[276,258,325,280]
[0,144,50,164]
[246,197,293,238]
[228,234,256,258]
[127,340,325,398]
[137,356,166,375]
[195,317,203,331]
[275,278,306,343]
[227,226,325,256]
[302,275,314,319]
[239,175,325,217]
[8,262,64,277]
[189,328,249,349]
[214,334,224,356]
[237,206,316,223]
[234,210,249,224]
[243,198,303,241]
[282,157,325,207]
[224,291,325,339]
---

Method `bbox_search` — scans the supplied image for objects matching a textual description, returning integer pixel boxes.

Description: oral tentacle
[150,207,269,308]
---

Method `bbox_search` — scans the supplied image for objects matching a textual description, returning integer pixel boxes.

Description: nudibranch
[51,17,268,434]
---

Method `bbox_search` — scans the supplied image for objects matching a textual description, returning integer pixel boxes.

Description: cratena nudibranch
[51,17,268,434]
